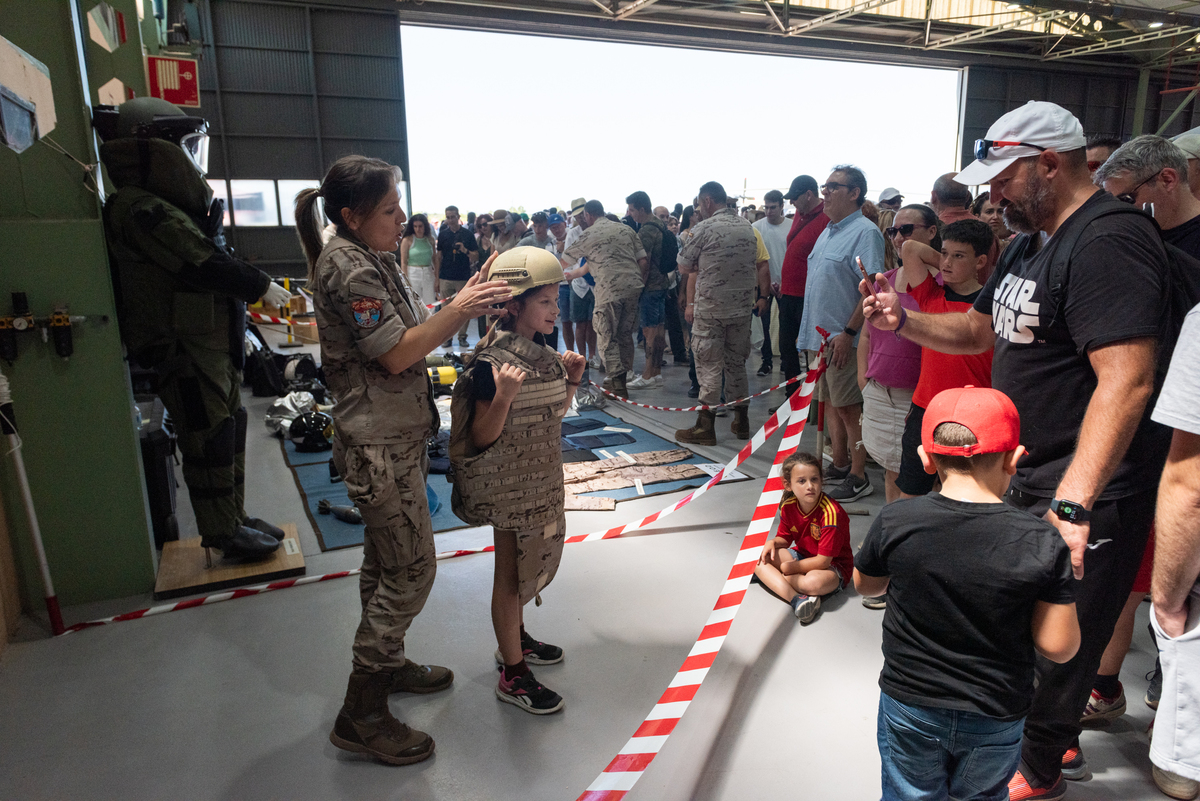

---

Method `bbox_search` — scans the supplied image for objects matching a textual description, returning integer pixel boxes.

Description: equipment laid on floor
[153,523,305,601]
[136,397,179,549]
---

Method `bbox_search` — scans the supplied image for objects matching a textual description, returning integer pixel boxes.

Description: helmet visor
[179,131,209,175]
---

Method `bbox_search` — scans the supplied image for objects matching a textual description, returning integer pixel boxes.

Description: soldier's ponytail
[295,155,404,283]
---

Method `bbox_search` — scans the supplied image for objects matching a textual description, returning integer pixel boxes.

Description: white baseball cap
[955,100,1087,186]
[1172,127,1200,159]
[879,187,902,202]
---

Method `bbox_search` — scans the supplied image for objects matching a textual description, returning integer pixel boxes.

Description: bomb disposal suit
[95,98,286,559]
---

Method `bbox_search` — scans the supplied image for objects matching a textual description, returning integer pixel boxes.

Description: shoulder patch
[351,297,383,328]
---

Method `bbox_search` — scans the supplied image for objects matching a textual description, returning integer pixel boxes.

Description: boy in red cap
[854,386,1081,801]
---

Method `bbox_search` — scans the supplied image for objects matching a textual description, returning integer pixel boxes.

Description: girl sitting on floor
[755,452,854,624]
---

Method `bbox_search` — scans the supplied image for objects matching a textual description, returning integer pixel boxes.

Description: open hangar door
[184,0,1200,274]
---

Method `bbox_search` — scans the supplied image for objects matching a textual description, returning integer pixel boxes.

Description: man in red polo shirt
[778,175,829,394]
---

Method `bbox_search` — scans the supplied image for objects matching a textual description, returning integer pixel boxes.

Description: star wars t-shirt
[973,191,1171,500]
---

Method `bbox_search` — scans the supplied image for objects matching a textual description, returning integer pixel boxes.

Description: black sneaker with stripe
[496,668,564,715]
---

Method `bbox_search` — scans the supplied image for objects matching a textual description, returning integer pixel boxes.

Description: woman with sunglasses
[886,204,941,273]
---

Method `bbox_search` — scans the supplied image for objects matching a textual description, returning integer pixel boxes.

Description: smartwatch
[1050,499,1090,523]
[843,326,859,338]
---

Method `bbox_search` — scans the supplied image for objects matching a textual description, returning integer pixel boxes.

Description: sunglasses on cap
[973,139,1049,161]
[885,223,919,238]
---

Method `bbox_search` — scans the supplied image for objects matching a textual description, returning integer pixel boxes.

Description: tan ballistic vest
[314,236,437,446]
[450,329,567,529]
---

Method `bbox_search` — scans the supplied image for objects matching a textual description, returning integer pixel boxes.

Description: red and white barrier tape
[576,359,821,801]
[63,337,825,640]
[588,374,800,413]
[60,570,360,635]
[247,310,316,327]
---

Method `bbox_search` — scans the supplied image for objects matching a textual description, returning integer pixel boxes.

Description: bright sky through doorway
[400,26,962,219]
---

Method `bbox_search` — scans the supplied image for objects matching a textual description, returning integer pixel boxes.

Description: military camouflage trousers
[692,315,751,408]
[499,511,566,607]
[333,438,436,672]
[593,295,639,377]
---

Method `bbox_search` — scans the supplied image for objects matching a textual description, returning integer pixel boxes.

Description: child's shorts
[787,547,848,593]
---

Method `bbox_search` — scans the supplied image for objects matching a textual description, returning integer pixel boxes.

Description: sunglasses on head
[974,139,1049,160]
[885,223,917,238]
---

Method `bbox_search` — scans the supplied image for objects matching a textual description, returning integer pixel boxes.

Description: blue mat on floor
[289,409,736,551]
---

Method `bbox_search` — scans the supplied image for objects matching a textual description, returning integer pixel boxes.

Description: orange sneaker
[1008,761,1066,801]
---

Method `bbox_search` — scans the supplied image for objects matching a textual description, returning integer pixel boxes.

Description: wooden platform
[153,524,306,601]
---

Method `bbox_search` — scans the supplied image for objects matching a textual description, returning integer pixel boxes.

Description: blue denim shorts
[786,547,847,592]
[639,289,667,328]
[877,693,1023,801]
[558,283,572,324]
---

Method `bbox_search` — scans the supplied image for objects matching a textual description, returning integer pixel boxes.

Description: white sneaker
[588,356,603,371]
[627,375,652,389]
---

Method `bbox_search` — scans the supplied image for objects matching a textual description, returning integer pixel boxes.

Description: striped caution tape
[576,359,820,801]
[62,338,825,637]
[247,310,316,327]
[60,570,360,635]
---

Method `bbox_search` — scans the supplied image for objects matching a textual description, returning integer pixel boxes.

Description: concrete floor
[0,327,1169,800]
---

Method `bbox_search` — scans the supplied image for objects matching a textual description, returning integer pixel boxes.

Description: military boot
[329,671,435,765]
[388,659,454,694]
[676,410,716,446]
[731,406,750,440]
[611,372,629,399]
[203,525,279,561]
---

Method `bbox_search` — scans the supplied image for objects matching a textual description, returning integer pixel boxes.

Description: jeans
[878,693,1023,801]
[759,294,776,363]
[777,293,804,392]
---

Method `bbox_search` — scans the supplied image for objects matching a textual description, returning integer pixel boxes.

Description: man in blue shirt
[800,165,885,502]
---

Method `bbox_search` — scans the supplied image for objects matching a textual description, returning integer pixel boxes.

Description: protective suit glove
[261,281,292,309]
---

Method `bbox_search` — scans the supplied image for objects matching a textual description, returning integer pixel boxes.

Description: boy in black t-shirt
[855,386,1079,801]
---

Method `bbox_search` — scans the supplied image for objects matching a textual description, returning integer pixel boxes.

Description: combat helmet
[487,246,564,297]
[92,97,210,175]
[289,411,334,453]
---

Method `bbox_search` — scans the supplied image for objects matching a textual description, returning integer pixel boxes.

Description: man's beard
[1001,169,1054,235]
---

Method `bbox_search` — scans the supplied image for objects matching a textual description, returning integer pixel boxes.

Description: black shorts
[895,403,937,496]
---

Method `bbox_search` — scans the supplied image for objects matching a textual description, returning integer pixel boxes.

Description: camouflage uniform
[99,137,271,548]
[678,207,757,407]
[449,329,568,605]
[564,217,646,376]
[313,235,439,673]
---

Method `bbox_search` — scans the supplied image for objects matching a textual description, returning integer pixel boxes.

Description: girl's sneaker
[791,593,821,624]
[493,632,564,666]
[496,668,564,715]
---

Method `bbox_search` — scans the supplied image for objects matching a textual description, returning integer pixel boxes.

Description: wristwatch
[843,326,858,338]
[1050,499,1090,523]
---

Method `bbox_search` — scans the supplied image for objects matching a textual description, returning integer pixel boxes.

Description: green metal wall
[0,0,156,613]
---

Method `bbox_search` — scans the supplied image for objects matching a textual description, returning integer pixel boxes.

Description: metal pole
[1157,86,1200,134]
[0,370,63,635]
[1132,67,1151,136]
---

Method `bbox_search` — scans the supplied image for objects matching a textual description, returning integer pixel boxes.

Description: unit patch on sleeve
[351,297,384,328]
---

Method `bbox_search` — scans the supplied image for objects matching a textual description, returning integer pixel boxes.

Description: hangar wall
[189,0,412,279]
[0,0,157,611]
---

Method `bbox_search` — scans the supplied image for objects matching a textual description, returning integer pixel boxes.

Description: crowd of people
[294,98,1200,801]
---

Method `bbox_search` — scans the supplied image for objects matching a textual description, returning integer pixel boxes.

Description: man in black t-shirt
[436,205,479,346]
[862,101,1171,798]
[1096,134,1200,257]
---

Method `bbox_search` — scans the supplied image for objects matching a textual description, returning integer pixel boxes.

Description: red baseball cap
[922,386,1020,456]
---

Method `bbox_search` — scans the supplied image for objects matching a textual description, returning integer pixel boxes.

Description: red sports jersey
[777,493,853,581]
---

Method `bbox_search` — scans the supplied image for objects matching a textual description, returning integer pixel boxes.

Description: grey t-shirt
[1152,303,1200,435]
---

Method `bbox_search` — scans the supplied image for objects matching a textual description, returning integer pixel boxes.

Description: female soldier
[296,156,511,766]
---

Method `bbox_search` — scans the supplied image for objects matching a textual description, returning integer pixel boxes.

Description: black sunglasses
[974,139,1049,160]
[885,223,918,238]
[821,181,852,193]
[1115,171,1161,205]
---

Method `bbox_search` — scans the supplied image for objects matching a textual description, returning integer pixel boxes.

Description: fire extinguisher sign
[146,55,200,108]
